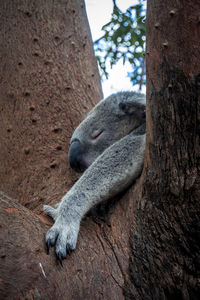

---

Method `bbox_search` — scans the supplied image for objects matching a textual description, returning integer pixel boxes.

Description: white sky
[85,0,146,97]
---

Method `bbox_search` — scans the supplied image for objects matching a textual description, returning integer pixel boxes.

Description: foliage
[94,0,146,89]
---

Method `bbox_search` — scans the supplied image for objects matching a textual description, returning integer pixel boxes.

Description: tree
[0,0,102,212]
[94,0,146,89]
[125,0,200,298]
[0,0,199,300]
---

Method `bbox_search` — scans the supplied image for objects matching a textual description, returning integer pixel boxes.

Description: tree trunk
[125,0,200,299]
[1,0,200,299]
[0,0,102,212]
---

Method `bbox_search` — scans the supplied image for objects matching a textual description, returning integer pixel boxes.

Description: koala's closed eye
[91,129,104,140]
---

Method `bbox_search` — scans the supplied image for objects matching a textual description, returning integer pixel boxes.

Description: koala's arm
[44,132,145,262]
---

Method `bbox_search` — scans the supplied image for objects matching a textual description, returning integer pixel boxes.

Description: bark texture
[0,0,135,299]
[0,0,102,212]
[126,1,200,299]
[0,189,136,299]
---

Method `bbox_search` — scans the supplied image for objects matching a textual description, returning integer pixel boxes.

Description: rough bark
[0,189,136,299]
[126,1,200,299]
[0,0,135,299]
[0,0,102,212]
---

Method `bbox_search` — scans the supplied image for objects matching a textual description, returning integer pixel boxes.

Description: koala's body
[44,91,146,263]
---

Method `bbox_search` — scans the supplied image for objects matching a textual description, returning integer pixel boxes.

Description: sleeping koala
[43,91,146,263]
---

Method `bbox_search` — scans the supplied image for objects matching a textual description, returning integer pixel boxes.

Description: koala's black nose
[68,139,87,173]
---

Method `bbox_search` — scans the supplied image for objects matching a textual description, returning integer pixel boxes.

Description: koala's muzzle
[68,139,87,173]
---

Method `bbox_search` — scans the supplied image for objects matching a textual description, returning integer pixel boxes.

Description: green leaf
[94,1,146,87]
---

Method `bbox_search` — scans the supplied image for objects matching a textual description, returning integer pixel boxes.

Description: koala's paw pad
[45,222,79,264]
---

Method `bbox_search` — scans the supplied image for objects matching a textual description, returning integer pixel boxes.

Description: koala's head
[68,91,146,172]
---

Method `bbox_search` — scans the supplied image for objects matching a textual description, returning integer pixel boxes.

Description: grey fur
[43,91,146,261]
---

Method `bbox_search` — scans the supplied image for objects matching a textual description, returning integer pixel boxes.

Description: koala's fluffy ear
[119,101,146,119]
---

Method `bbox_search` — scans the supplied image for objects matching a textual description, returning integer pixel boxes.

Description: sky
[85,0,146,97]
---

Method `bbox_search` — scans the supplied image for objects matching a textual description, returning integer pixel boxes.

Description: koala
[43,91,146,264]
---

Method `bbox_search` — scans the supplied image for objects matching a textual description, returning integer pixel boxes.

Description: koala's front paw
[45,220,80,264]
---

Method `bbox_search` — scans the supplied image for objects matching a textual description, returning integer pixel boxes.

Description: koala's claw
[55,244,73,264]
[56,252,64,266]
[45,227,59,253]
[66,243,73,255]
[45,221,79,263]
[46,240,51,255]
